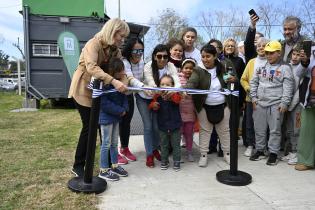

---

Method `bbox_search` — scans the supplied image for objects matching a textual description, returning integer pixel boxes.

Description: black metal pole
[216,82,252,186]
[68,80,107,194]
[229,83,238,176]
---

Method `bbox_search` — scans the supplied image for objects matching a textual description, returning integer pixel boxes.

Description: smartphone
[303,40,312,58]
[248,9,259,20]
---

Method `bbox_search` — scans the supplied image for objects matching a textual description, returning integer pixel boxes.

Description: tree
[11,37,25,59]
[257,2,280,38]
[144,8,190,61]
[298,0,315,38]
[258,0,315,39]
[9,60,17,72]
[199,7,247,42]
[149,8,189,44]
[0,50,9,70]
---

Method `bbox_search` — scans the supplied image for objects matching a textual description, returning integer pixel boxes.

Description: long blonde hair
[96,18,130,45]
[223,38,238,56]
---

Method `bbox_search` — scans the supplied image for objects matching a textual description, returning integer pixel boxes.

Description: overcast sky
[0,0,290,59]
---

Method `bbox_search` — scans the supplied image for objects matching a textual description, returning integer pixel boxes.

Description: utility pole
[13,37,25,60]
[12,56,21,96]
[118,0,121,18]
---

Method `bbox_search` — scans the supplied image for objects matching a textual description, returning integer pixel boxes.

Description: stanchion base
[216,170,252,186]
[68,176,107,194]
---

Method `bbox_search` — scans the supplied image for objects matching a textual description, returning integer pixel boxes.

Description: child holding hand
[149,75,182,171]
[98,58,129,181]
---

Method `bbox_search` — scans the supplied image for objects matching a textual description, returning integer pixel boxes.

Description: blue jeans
[135,94,160,156]
[100,123,119,169]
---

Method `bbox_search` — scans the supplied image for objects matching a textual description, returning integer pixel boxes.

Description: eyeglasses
[131,49,144,55]
[227,45,235,48]
[156,54,168,60]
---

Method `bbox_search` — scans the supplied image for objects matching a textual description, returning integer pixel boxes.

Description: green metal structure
[22,0,105,17]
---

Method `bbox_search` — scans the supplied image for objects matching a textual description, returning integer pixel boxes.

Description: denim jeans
[100,123,119,169]
[135,94,160,156]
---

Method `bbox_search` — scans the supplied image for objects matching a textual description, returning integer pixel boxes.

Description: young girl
[149,75,182,171]
[167,38,185,71]
[178,58,197,162]
[98,58,129,181]
[181,27,201,64]
[141,44,180,168]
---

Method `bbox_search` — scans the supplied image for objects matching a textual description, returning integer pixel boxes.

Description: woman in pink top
[178,58,197,161]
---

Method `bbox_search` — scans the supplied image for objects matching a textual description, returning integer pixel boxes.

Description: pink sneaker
[118,153,128,165]
[120,147,137,161]
[146,155,154,168]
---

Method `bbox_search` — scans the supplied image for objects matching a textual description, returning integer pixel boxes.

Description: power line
[129,21,315,28]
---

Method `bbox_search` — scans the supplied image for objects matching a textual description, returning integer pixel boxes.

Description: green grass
[0,92,100,210]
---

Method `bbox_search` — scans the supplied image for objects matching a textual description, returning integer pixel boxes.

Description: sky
[0,0,292,60]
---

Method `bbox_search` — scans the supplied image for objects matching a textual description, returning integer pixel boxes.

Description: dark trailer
[22,0,149,107]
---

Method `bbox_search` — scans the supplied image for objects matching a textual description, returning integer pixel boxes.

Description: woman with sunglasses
[138,44,180,168]
[116,38,145,165]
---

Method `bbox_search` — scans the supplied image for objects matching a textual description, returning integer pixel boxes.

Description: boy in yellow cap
[249,40,295,165]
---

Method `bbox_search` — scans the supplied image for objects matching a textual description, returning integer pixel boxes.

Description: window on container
[32,44,60,57]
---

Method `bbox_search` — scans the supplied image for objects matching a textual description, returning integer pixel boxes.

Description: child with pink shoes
[178,58,197,161]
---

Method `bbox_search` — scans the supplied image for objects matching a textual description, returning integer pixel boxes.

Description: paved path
[98,135,315,210]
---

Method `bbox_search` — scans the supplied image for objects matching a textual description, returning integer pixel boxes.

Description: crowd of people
[68,13,315,182]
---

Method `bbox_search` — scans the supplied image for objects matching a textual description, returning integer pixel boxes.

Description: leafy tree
[149,8,189,44]
[9,60,17,72]
[145,8,188,61]
[0,50,9,70]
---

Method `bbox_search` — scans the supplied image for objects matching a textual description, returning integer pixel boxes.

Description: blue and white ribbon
[88,80,239,98]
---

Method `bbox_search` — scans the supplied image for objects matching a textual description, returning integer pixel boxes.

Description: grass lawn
[0,92,100,209]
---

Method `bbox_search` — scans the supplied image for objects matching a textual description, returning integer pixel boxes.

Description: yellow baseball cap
[264,41,282,52]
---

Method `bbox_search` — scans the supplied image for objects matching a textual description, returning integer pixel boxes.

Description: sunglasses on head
[156,54,168,60]
[131,49,144,54]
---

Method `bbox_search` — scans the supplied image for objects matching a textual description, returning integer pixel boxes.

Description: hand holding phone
[303,40,312,58]
[249,9,259,20]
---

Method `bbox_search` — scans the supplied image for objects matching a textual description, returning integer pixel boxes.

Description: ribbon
[88,80,239,98]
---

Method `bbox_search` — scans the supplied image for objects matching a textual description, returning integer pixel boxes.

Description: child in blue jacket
[149,75,182,171]
[98,58,129,181]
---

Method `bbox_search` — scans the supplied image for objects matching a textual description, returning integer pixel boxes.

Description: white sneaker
[180,141,186,148]
[244,146,253,157]
[288,153,297,165]
[281,152,294,161]
[224,153,230,164]
[198,154,208,167]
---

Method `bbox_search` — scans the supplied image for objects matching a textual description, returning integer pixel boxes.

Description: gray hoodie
[250,61,294,109]
[288,63,306,111]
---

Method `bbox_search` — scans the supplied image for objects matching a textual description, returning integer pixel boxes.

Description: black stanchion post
[216,82,252,186]
[68,80,107,194]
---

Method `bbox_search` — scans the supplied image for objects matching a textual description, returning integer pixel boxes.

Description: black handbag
[204,103,225,124]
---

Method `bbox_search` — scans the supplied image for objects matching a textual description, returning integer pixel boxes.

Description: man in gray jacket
[249,40,294,165]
